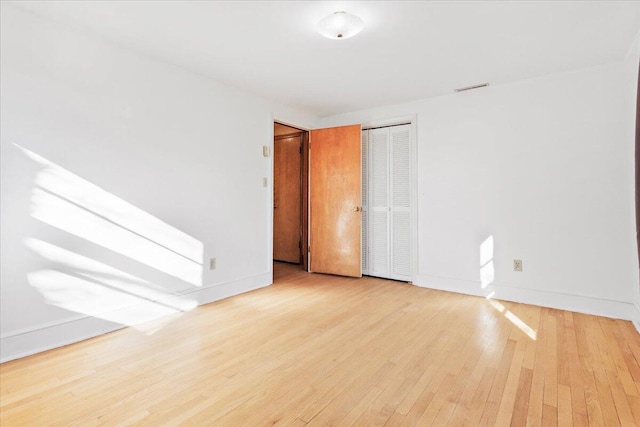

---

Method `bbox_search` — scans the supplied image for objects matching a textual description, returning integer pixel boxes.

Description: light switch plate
[263,146,270,157]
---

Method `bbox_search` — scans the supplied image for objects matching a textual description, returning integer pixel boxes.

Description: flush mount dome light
[318,11,364,39]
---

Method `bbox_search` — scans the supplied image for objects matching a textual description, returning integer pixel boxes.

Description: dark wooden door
[274,134,302,263]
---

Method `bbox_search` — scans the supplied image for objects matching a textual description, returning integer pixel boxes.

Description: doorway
[273,122,309,271]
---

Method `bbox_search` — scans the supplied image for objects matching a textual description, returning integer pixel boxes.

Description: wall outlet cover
[513,259,523,272]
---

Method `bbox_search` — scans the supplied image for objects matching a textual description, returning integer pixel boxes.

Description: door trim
[300,131,309,271]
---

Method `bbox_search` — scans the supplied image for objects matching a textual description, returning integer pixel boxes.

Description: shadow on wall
[15,143,204,334]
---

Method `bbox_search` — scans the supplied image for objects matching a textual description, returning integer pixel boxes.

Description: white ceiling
[9,1,640,117]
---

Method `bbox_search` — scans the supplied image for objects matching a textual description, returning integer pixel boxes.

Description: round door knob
[353,206,361,212]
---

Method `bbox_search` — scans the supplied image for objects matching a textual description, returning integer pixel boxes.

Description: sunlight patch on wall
[480,235,494,266]
[25,238,197,312]
[14,143,206,335]
[25,238,198,333]
[28,269,184,332]
[18,144,204,286]
[480,235,495,288]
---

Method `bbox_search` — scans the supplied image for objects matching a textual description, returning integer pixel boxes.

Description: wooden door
[310,124,362,277]
[273,134,302,263]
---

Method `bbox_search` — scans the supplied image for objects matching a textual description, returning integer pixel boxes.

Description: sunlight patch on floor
[486,292,537,340]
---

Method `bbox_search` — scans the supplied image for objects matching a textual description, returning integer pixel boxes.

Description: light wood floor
[2,262,640,426]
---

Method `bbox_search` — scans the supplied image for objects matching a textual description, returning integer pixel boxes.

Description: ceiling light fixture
[318,11,364,40]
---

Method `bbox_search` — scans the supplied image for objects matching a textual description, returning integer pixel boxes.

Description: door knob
[353,206,362,212]
[274,204,278,209]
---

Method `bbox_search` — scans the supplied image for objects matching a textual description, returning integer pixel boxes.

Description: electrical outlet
[209,258,216,270]
[513,259,522,272]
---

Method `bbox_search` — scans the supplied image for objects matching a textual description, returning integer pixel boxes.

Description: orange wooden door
[310,124,362,277]
[273,134,302,263]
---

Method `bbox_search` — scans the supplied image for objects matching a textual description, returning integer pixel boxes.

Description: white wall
[321,62,640,320]
[0,5,316,362]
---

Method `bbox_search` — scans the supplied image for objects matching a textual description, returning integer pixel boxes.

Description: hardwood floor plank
[509,367,532,426]
[563,310,588,423]
[584,378,606,426]
[600,317,640,397]
[605,368,636,426]
[625,394,640,425]
[527,307,548,426]
[542,403,558,427]
[542,311,558,409]
[478,339,517,426]
[494,339,526,425]
[557,384,573,427]
[444,348,494,426]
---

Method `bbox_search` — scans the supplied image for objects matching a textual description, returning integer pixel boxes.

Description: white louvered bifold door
[368,128,390,277]
[390,125,411,280]
[361,130,369,274]
[361,124,412,281]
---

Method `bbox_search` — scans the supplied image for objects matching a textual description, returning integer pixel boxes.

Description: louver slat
[361,131,368,272]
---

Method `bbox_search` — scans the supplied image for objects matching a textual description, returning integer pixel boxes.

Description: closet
[361,124,412,281]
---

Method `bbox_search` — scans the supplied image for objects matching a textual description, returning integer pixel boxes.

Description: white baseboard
[0,272,272,363]
[413,273,637,322]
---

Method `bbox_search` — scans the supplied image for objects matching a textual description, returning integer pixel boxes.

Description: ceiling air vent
[455,83,489,92]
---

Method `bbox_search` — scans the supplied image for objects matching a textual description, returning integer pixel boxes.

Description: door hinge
[299,145,302,154]
[298,241,302,249]
[308,245,311,253]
